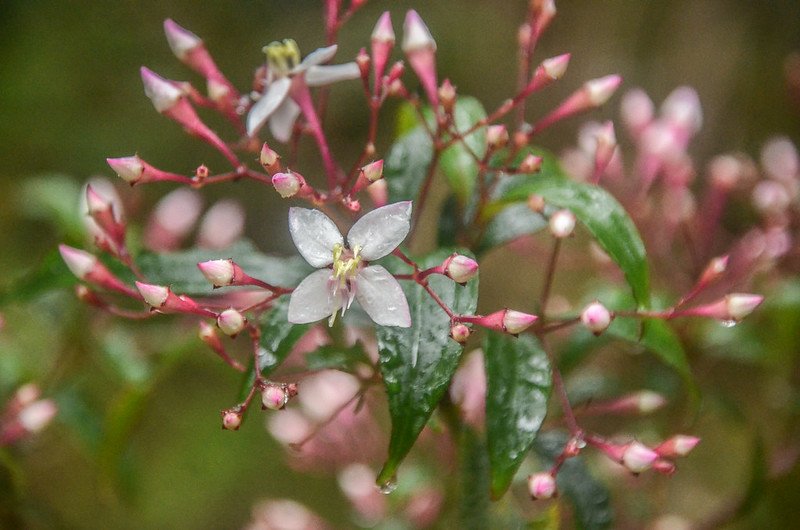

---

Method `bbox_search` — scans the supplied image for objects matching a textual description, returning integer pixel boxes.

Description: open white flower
[247,40,360,141]
[287,201,413,327]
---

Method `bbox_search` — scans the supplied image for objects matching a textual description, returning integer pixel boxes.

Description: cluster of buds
[0,384,58,446]
[593,435,701,476]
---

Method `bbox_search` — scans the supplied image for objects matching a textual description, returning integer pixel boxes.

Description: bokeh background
[1,1,799,528]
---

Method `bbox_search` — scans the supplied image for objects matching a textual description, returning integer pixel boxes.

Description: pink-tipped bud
[444,254,479,283]
[272,171,303,198]
[221,407,243,430]
[356,48,371,79]
[656,435,701,458]
[661,86,703,136]
[519,154,543,173]
[198,259,235,287]
[164,19,203,61]
[531,0,557,34]
[698,255,729,286]
[199,320,223,348]
[107,155,145,184]
[527,473,557,500]
[621,88,655,136]
[18,400,57,433]
[262,384,289,411]
[217,308,246,336]
[542,53,570,80]
[402,10,436,53]
[652,459,677,476]
[487,125,509,149]
[372,11,396,44]
[207,78,230,103]
[527,194,546,213]
[594,121,617,176]
[632,390,668,414]
[439,79,456,112]
[585,75,623,107]
[725,293,764,321]
[450,323,471,344]
[135,282,170,308]
[140,67,183,113]
[709,155,742,190]
[761,136,799,182]
[371,12,395,81]
[752,180,791,215]
[580,301,613,335]
[362,159,384,182]
[59,245,98,280]
[260,143,281,172]
[503,309,538,334]
[622,442,659,474]
[549,209,576,238]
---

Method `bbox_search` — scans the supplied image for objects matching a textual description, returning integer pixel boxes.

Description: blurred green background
[1,1,799,528]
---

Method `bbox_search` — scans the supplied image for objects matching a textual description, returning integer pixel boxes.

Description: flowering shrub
[2,0,792,527]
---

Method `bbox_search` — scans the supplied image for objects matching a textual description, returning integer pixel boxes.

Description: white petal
[355,265,411,327]
[288,269,336,324]
[295,45,338,71]
[347,201,412,261]
[289,207,343,267]
[246,77,291,136]
[269,98,301,143]
[305,63,361,86]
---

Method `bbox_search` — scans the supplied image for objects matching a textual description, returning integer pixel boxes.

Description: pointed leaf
[375,249,479,484]
[484,332,551,498]
[385,114,434,203]
[439,97,487,205]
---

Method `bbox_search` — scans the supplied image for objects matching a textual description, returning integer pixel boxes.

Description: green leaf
[479,203,547,253]
[375,250,479,484]
[0,249,76,306]
[439,97,487,205]
[458,428,491,530]
[385,116,434,203]
[535,432,614,530]
[484,332,551,498]
[493,154,650,307]
[137,240,310,296]
[238,298,309,400]
[305,343,371,373]
[17,174,84,241]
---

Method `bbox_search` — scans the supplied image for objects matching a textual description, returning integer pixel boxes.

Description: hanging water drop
[378,476,398,495]
[719,319,737,328]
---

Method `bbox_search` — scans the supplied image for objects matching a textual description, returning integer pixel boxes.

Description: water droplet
[378,477,398,495]
[719,319,737,328]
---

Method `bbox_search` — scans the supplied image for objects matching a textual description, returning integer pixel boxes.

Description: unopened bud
[584,75,623,107]
[633,390,667,414]
[107,155,145,184]
[135,282,170,308]
[752,180,791,214]
[140,67,183,112]
[438,79,456,112]
[519,153,543,173]
[725,293,764,321]
[594,121,617,176]
[450,323,471,343]
[217,308,246,336]
[652,459,677,476]
[221,407,243,430]
[402,9,436,53]
[527,473,557,500]
[621,88,655,136]
[163,19,203,61]
[709,155,742,190]
[272,171,303,198]
[59,245,98,280]
[542,53,570,81]
[656,435,701,458]
[356,48,371,78]
[486,125,509,149]
[262,384,289,411]
[661,86,702,135]
[372,11,396,44]
[18,400,57,433]
[698,255,728,286]
[260,143,280,169]
[527,194,546,213]
[622,442,659,473]
[362,159,384,182]
[549,209,576,238]
[503,309,538,334]
[444,254,479,283]
[580,301,613,335]
[198,259,235,287]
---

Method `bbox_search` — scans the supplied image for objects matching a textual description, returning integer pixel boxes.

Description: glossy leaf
[484,332,551,498]
[535,432,614,530]
[458,428,491,530]
[479,203,547,253]
[493,154,650,307]
[385,114,434,203]
[439,97,487,205]
[375,250,479,484]
[138,240,310,296]
[239,298,309,400]
[304,342,371,373]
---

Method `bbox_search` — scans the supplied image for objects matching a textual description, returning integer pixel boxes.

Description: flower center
[332,243,362,286]
[263,39,301,77]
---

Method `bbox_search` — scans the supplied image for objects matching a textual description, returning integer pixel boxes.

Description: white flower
[287,202,413,327]
[247,40,360,141]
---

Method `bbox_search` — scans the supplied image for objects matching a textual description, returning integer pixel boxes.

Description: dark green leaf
[375,250,479,484]
[484,332,551,498]
[137,240,310,296]
[535,432,614,530]
[305,343,371,373]
[493,154,650,307]
[239,298,310,400]
[0,250,76,306]
[439,97,487,205]
[458,428,491,530]
[385,117,434,204]
[479,203,547,253]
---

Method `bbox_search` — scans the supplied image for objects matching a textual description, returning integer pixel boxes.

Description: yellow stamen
[262,39,301,77]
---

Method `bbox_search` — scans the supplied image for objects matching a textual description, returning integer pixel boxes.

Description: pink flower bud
[221,408,243,430]
[527,472,557,500]
[621,88,655,137]
[106,155,145,184]
[135,282,170,308]
[438,79,456,112]
[403,10,438,106]
[725,293,764,321]
[217,308,246,336]
[199,320,223,348]
[633,390,667,413]
[652,459,676,476]
[752,180,791,215]
[198,259,235,287]
[622,441,659,473]
[59,244,98,280]
[527,194,546,213]
[542,53,570,80]
[260,143,281,173]
[698,255,729,286]
[709,155,742,190]
[580,301,613,335]
[503,309,538,334]
[197,200,245,250]
[593,121,617,178]
[272,171,304,198]
[549,209,576,238]
[519,154,543,173]
[450,323,471,344]
[402,10,436,53]
[141,67,183,113]
[371,12,395,81]
[362,159,384,182]
[262,384,289,411]
[585,75,623,107]
[486,125,509,149]
[372,12,396,44]
[761,136,799,182]
[444,254,479,283]
[18,400,57,433]
[656,435,701,458]
[163,19,202,61]
[661,86,702,136]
